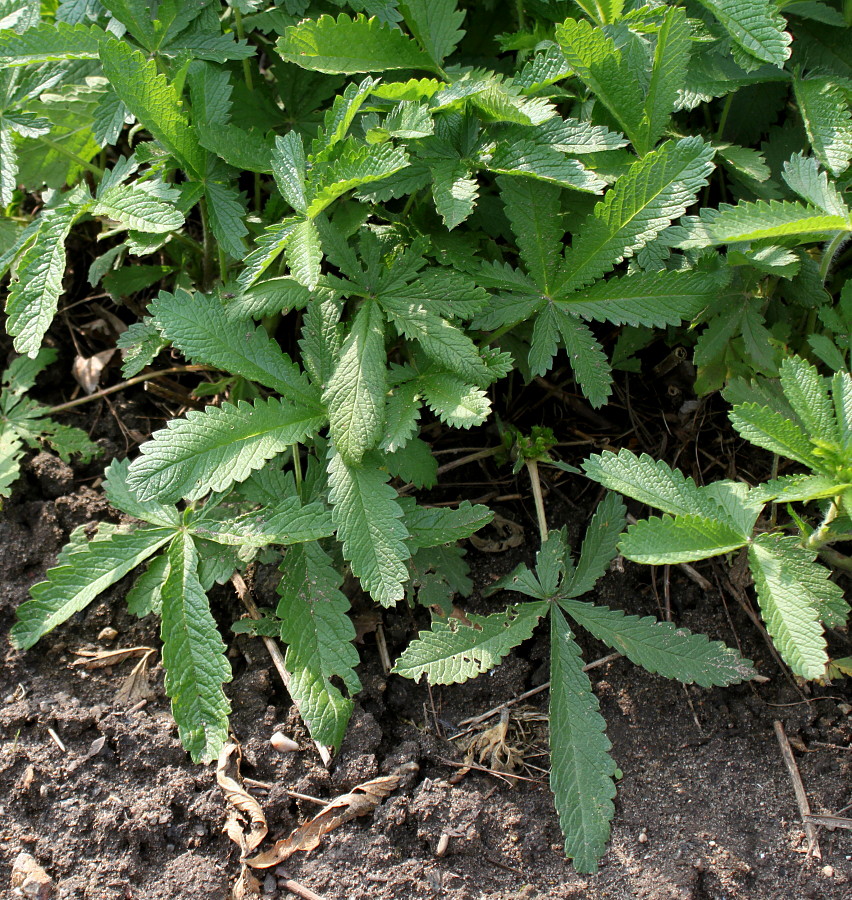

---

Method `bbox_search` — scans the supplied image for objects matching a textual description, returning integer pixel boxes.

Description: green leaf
[192,498,334,548]
[126,398,325,503]
[398,0,465,67]
[238,218,301,289]
[392,601,547,683]
[100,39,206,178]
[709,200,850,243]
[0,430,23,499]
[404,499,493,549]
[0,22,105,65]
[285,218,322,288]
[549,607,617,874]
[276,13,437,74]
[583,449,719,518]
[323,299,386,465]
[6,185,91,357]
[779,356,839,444]
[558,137,715,294]
[204,182,248,260]
[3,346,55,395]
[560,598,755,686]
[566,493,626,598]
[116,319,169,377]
[150,288,319,408]
[419,372,490,428]
[751,473,852,503]
[92,184,185,233]
[382,437,437,488]
[500,176,562,293]
[793,76,852,177]
[125,553,168,618]
[382,298,489,386]
[564,268,730,328]
[783,154,848,217]
[729,403,819,468]
[100,0,156,49]
[327,448,410,605]
[636,4,690,154]
[271,132,308,213]
[277,542,360,749]
[379,381,421,453]
[11,527,174,650]
[619,514,749,564]
[160,532,231,763]
[429,159,478,230]
[226,277,311,321]
[555,17,645,147]
[299,289,344,388]
[103,458,180,527]
[484,141,606,192]
[694,0,792,67]
[554,310,613,408]
[748,534,828,680]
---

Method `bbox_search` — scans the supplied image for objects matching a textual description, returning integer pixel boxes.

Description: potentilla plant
[1,0,850,874]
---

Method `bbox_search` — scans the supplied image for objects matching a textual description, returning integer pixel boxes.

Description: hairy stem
[820,232,848,283]
[37,136,103,177]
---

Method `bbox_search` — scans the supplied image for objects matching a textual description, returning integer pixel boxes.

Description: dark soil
[1,376,852,900]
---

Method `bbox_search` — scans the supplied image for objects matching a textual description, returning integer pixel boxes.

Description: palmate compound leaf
[277,541,361,749]
[560,598,755,687]
[557,137,716,295]
[619,514,750,564]
[149,289,320,409]
[160,531,231,763]
[327,448,411,606]
[549,607,617,874]
[126,398,326,504]
[11,527,175,651]
[323,299,386,466]
[748,534,828,680]
[276,13,437,75]
[391,601,548,683]
[6,184,91,357]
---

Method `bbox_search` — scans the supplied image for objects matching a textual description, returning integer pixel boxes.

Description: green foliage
[0,348,99,498]
[584,356,852,680]
[3,0,851,874]
[395,494,754,872]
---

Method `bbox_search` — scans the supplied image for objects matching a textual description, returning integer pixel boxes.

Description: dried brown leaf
[71,646,155,669]
[246,774,401,869]
[72,348,115,394]
[217,743,268,855]
[469,513,524,553]
[114,653,156,705]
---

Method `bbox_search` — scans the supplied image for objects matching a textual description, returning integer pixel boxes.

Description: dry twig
[774,720,822,860]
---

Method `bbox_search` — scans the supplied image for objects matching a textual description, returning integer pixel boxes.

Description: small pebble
[638,832,648,844]
[822,865,834,878]
[97,627,118,642]
[11,851,53,900]
[263,873,277,894]
[270,731,299,753]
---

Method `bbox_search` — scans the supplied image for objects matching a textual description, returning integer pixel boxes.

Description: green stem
[818,545,852,573]
[525,458,549,543]
[233,8,254,92]
[292,444,303,496]
[478,318,521,348]
[37,136,103,178]
[820,232,847,283]
[199,196,214,290]
[715,93,733,141]
[803,500,839,552]
[218,245,228,284]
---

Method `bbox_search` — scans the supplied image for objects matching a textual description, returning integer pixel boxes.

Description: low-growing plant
[584,354,852,681]
[0,347,99,500]
[394,493,756,872]
[1,0,851,876]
